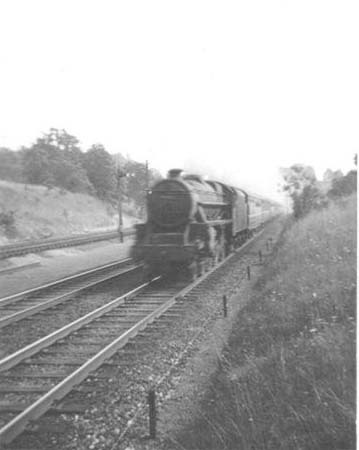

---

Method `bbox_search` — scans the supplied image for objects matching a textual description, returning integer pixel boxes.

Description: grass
[169,194,356,450]
[0,180,139,242]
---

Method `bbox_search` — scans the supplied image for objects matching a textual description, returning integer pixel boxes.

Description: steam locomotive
[131,169,279,277]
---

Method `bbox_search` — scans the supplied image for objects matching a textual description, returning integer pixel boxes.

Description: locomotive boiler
[131,168,277,277]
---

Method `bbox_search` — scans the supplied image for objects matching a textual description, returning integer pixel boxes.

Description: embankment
[170,194,356,450]
[0,180,138,243]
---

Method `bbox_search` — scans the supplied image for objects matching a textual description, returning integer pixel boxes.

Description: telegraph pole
[116,157,127,243]
[145,160,149,190]
[144,160,150,221]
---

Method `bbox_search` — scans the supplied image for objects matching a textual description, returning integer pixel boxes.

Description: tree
[291,184,324,218]
[84,144,117,200]
[22,128,92,193]
[280,164,326,219]
[0,148,23,182]
[21,145,54,186]
[280,164,317,195]
[329,170,357,198]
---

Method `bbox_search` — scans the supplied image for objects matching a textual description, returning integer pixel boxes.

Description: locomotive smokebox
[147,171,194,227]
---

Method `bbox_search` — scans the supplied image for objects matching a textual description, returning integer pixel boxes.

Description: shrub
[0,210,17,237]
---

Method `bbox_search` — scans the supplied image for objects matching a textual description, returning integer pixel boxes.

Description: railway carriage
[131,168,279,277]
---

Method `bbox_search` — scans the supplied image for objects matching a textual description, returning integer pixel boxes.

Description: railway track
[0,229,135,260]
[0,258,141,330]
[0,224,277,447]
[0,274,193,444]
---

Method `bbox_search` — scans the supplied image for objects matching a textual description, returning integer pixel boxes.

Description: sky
[0,0,358,201]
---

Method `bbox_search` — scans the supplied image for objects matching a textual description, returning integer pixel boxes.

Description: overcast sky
[0,0,358,200]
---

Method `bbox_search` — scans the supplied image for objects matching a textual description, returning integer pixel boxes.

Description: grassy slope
[172,195,356,450]
[0,180,138,243]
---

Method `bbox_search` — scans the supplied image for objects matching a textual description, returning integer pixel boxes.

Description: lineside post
[148,389,157,439]
[258,250,263,264]
[247,266,251,280]
[223,295,228,318]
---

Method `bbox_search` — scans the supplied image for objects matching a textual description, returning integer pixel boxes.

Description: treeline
[0,128,161,213]
[281,159,357,219]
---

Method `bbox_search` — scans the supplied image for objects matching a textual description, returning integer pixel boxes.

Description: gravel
[6,219,285,450]
[0,269,143,358]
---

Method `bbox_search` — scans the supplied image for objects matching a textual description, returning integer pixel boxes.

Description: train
[131,168,281,278]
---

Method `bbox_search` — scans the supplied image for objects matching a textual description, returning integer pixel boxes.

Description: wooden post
[258,250,263,264]
[144,160,150,222]
[223,295,227,318]
[145,160,149,190]
[148,389,156,439]
[247,266,251,280]
[118,178,123,243]
[116,161,127,243]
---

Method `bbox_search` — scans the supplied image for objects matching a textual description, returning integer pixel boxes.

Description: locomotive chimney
[167,169,183,179]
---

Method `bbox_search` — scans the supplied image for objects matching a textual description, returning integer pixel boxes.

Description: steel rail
[0,267,219,444]
[0,258,133,307]
[2,227,261,370]
[0,226,267,445]
[0,277,165,444]
[0,262,143,328]
[0,279,159,373]
[0,229,135,259]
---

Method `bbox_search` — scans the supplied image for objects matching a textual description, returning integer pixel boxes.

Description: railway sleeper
[0,384,94,394]
[24,352,91,361]
[40,345,102,354]
[1,372,70,379]
[157,312,184,318]
[94,313,148,321]
[0,402,87,414]
[33,349,98,358]
[105,308,156,315]
[69,330,129,340]
[0,385,50,393]
[67,338,116,345]
[136,292,179,297]
[20,359,85,366]
[126,299,168,304]
[78,321,136,330]
[141,325,174,333]
[57,338,109,345]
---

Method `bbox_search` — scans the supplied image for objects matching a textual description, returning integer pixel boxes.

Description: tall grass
[170,195,356,450]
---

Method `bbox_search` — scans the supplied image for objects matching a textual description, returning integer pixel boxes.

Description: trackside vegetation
[170,194,356,450]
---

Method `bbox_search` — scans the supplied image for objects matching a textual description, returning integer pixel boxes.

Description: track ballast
[0,220,283,448]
